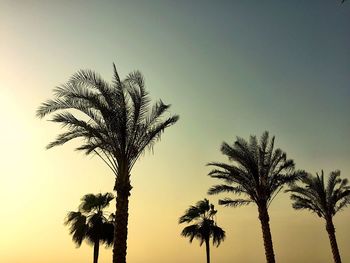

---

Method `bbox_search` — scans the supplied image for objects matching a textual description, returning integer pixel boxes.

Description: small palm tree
[37,64,179,263]
[179,199,225,263]
[65,193,114,263]
[287,170,350,263]
[207,131,303,263]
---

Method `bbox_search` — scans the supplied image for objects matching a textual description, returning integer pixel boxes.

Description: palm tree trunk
[205,237,210,263]
[258,205,276,263]
[113,177,132,263]
[326,218,342,263]
[93,241,99,263]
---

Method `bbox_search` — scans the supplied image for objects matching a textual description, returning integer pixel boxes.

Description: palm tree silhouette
[286,170,350,263]
[207,131,303,263]
[37,64,179,263]
[179,199,225,263]
[65,193,114,263]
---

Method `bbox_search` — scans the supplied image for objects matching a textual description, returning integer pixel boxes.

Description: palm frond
[179,199,225,248]
[218,198,252,207]
[65,193,114,248]
[211,224,226,247]
[65,211,88,247]
[179,199,210,223]
[128,115,179,168]
[287,170,350,219]
[181,225,200,243]
[208,184,246,195]
[68,69,115,108]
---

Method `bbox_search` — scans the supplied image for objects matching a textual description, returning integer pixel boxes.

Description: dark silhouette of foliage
[287,170,350,263]
[207,131,304,263]
[179,199,225,263]
[65,193,114,263]
[37,64,179,263]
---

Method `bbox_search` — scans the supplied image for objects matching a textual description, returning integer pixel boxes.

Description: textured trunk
[258,205,276,263]
[326,218,342,263]
[205,238,210,263]
[93,241,99,263]
[113,175,131,263]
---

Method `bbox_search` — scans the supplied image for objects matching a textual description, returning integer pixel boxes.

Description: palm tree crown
[287,170,350,218]
[207,131,302,263]
[287,170,350,263]
[37,65,178,183]
[179,199,225,263]
[65,193,114,263]
[37,64,179,263]
[208,131,300,208]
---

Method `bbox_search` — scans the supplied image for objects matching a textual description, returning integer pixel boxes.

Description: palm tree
[37,64,179,263]
[179,199,225,263]
[207,131,303,263]
[65,192,114,263]
[286,170,350,263]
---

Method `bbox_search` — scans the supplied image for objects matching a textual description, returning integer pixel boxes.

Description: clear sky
[1,0,349,262]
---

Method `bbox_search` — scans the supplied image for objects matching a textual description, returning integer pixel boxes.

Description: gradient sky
[1,1,350,262]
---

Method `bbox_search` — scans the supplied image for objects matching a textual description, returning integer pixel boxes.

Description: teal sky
[1,1,349,262]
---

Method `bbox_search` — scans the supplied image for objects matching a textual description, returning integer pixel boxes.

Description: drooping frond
[127,114,179,169]
[208,184,246,195]
[65,193,115,248]
[211,224,226,247]
[65,211,88,247]
[208,163,257,201]
[218,198,252,207]
[181,224,201,243]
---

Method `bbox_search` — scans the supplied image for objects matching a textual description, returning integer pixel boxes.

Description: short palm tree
[179,199,225,263]
[287,170,350,263]
[65,193,114,263]
[37,64,179,263]
[207,131,303,263]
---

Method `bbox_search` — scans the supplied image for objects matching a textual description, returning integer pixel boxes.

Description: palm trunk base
[113,186,131,263]
[93,241,99,263]
[205,238,210,263]
[258,206,276,263]
[326,219,342,263]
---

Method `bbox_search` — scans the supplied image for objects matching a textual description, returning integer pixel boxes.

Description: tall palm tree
[179,199,225,263]
[65,192,114,263]
[287,170,350,263]
[207,131,303,263]
[37,64,179,263]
